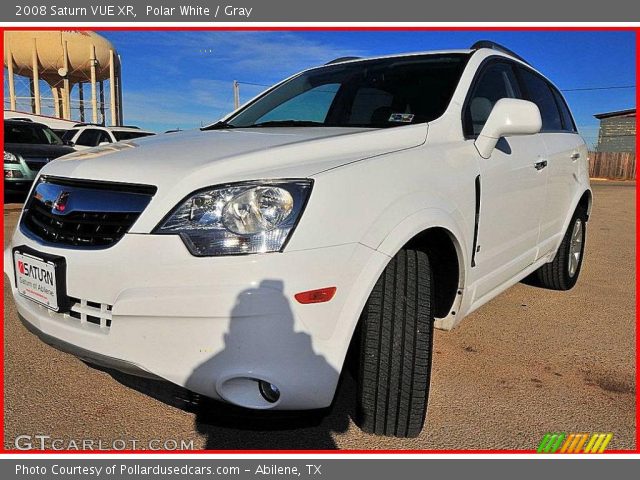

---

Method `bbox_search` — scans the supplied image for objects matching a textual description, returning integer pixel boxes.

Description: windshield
[4,123,63,145]
[223,54,469,129]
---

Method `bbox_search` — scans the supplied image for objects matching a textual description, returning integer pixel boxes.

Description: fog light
[258,381,280,403]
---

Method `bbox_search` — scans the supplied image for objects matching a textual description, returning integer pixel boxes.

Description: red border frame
[0,25,637,455]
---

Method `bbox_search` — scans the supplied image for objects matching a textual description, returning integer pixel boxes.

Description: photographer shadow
[95,279,356,450]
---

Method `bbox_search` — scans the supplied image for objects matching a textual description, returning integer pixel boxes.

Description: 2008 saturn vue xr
[5,41,591,437]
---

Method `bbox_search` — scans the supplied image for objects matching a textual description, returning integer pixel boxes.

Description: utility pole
[233,80,240,110]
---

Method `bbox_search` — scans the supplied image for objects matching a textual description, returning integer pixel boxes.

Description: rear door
[517,67,587,256]
[464,60,549,300]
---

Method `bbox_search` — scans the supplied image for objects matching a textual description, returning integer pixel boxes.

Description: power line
[236,81,271,87]
[561,85,635,92]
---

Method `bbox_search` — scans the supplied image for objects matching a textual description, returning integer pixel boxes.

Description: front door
[463,60,548,300]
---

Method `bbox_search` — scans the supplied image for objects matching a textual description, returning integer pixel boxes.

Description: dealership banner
[1,0,640,22]
[1,459,639,478]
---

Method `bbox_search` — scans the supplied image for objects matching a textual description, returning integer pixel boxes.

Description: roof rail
[9,117,33,122]
[117,125,140,129]
[72,122,104,128]
[470,40,530,65]
[325,56,361,65]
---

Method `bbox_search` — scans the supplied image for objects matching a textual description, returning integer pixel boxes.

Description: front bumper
[5,225,389,410]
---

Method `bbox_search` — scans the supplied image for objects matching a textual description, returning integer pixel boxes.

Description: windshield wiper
[201,120,236,131]
[246,120,326,128]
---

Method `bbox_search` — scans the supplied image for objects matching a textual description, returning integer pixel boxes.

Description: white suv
[5,42,590,438]
[61,124,155,150]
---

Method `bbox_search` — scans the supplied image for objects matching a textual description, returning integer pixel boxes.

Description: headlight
[156,180,313,256]
[4,151,20,164]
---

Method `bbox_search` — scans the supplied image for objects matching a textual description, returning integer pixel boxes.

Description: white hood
[39,125,428,231]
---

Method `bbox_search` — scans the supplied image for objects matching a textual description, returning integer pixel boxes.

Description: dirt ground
[3,182,636,451]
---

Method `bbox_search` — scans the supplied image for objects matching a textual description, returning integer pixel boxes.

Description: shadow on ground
[93,365,357,450]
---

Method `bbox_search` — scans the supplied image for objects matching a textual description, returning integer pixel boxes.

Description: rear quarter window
[550,87,577,132]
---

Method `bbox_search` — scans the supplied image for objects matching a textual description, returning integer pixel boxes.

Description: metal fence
[588,151,636,180]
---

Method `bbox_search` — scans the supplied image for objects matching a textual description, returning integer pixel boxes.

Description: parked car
[5,42,590,437]
[4,119,75,194]
[61,124,155,150]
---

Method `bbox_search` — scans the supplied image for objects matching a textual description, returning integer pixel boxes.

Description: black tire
[356,248,434,438]
[533,207,587,291]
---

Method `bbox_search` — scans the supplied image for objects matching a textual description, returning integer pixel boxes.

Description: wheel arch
[578,188,593,220]
[375,209,470,325]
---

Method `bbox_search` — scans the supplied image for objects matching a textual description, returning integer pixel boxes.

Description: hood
[38,125,427,231]
[5,143,75,159]
[41,125,427,189]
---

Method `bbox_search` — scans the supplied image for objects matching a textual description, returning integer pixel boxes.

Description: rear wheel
[356,248,434,438]
[533,207,587,290]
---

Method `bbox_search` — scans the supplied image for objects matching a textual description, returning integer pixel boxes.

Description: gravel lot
[3,182,636,451]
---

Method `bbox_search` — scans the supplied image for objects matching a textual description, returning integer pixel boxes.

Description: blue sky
[102,30,636,146]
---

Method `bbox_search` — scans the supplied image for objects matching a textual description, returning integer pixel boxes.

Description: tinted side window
[464,62,522,136]
[61,130,76,143]
[96,130,113,144]
[519,68,563,131]
[5,124,42,144]
[75,129,102,147]
[551,87,577,132]
[113,131,154,141]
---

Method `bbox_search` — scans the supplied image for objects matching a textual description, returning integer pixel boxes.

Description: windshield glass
[225,54,469,129]
[4,123,63,145]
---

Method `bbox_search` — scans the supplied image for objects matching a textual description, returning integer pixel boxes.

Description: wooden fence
[588,151,636,180]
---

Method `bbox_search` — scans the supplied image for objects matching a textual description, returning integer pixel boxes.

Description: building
[594,108,636,153]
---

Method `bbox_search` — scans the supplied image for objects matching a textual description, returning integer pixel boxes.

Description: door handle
[534,160,548,170]
[571,152,581,160]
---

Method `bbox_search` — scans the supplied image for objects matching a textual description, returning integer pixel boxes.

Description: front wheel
[356,248,434,438]
[533,207,587,290]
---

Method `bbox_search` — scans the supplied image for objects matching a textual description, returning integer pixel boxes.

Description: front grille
[67,296,112,328]
[24,201,141,246]
[21,176,156,248]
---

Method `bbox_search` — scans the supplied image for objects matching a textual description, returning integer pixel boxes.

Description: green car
[4,119,75,194]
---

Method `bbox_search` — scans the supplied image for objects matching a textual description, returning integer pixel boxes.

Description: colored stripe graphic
[584,433,599,453]
[559,433,589,453]
[584,433,613,453]
[538,433,613,453]
[559,434,575,453]
[573,434,590,453]
[537,433,565,453]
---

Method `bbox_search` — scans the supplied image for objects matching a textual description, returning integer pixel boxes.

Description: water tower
[4,30,123,125]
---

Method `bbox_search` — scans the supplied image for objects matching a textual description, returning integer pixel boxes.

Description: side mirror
[98,141,110,146]
[64,140,75,147]
[474,98,542,159]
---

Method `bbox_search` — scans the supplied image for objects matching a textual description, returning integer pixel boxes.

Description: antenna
[325,56,361,65]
